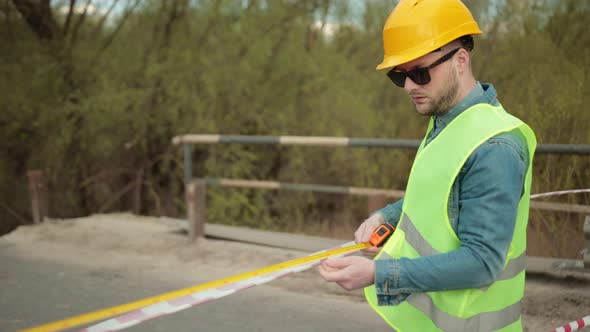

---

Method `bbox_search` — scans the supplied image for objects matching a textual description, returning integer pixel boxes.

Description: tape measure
[369,223,395,247]
[20,241,373,332]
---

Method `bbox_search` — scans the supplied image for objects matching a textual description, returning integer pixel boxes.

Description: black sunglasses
[387,48,461,88]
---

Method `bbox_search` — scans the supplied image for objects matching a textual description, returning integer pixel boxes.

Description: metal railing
[173,134,590,267]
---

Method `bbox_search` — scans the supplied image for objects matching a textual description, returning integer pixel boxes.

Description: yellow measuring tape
[20,242,371,332]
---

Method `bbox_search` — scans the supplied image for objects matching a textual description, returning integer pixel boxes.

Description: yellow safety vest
[365,104,536,332]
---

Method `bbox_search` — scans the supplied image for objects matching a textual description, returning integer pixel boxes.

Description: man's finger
[361,246,380,257]
[322,257,353,269]
[318,262,346,282]
[320,269,344,282]
[357,231,373,244]
[318,260,339,272]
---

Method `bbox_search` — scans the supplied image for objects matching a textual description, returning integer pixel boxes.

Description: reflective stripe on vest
[365,104,537,332]
[381,214,527,283]
[407,293,521,332]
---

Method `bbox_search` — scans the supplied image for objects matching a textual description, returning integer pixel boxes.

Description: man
[318,1,536,331]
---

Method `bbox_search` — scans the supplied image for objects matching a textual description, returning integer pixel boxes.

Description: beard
[413,68,460,117]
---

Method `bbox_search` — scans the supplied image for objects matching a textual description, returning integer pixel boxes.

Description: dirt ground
[1,213,589,331]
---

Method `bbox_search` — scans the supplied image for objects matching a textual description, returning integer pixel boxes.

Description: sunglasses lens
[387,67,432,87]
[387,70,407,87]
[408,68,431,85]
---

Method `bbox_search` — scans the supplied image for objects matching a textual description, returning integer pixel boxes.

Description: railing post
[27,170,47,224]
[367,194,388,216]
[186,180,206,241]
[584,215,590,269]
[183,144,192,184]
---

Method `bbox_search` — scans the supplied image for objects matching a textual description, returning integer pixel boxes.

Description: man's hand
[318,256,375,290]
[355,213,384,256]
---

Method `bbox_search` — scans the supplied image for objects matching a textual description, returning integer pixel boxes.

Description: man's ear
[455,48,470,73]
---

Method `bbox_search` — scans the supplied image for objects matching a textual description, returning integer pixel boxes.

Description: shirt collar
[433,82,485,129]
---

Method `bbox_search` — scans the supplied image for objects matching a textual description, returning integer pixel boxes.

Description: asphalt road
[0,246,391,332]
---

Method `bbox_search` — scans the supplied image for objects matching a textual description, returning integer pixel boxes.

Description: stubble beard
[417,69,460,117]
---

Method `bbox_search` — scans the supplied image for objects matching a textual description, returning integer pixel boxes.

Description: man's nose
[403,76,419,93]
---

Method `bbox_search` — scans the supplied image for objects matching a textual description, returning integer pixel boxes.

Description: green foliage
[1,0,588,257]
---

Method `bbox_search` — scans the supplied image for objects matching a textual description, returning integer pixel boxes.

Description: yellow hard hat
[376,0,482,70]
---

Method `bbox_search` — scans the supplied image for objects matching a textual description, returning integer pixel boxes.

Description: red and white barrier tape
[551,315,590,332]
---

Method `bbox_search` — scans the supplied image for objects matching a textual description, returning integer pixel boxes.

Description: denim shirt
[374,82,529,305]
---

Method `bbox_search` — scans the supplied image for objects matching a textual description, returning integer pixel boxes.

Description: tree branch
[195,0,223,46]
[63,0,76,34]
[91,0,118,37]
[68,0,92,48]
[11,0,63,40]
[160,0,187,52]
[89,0,141,68]
[236,1,308,59]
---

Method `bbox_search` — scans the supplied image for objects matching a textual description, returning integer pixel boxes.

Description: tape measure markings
[79,241,368,332]
[19,241,368,332]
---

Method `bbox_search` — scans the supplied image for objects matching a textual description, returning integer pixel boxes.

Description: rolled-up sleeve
[377,199,404,228]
